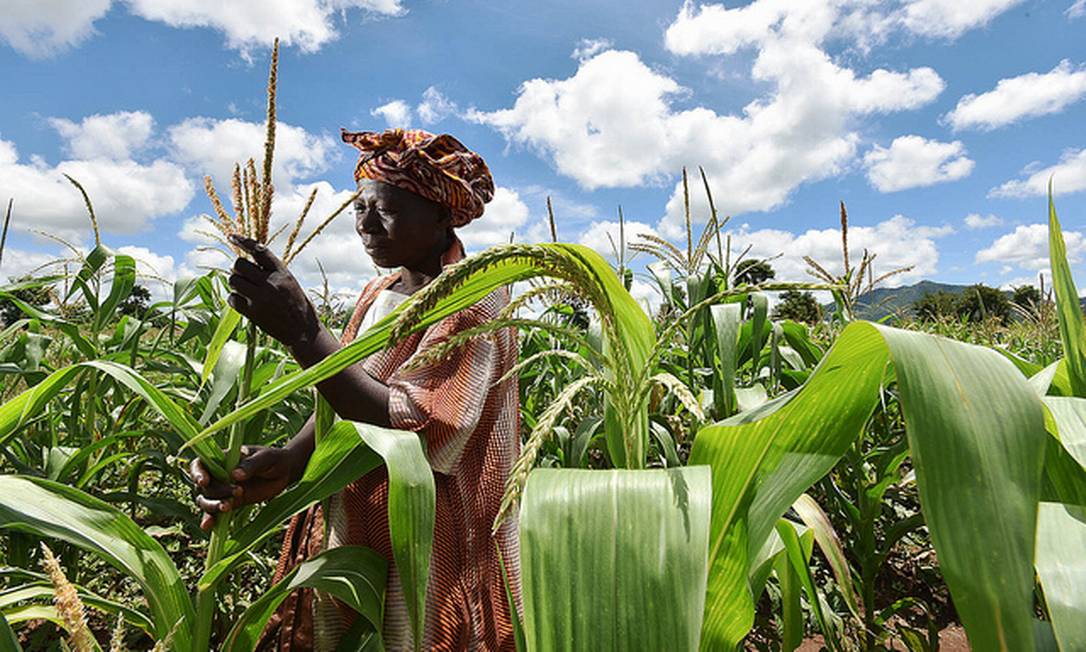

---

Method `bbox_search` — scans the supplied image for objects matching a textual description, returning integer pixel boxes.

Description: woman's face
[354,178,452,269]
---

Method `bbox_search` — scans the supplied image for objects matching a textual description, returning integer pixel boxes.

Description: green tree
[1011,284,1042,310]
[772,290,822,324]
[0,277,51,326]
[118,284,151,317]
[955,284,1011,323]
[734,259,775,286]
[912,291,958,322]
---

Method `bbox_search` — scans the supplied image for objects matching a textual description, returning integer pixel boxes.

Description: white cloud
[976,223,1086,271]
[1,0,406,59]
[990,148,1086,198]
[416,87,458,125]
[863,135,974,192]
[727,214,951,287]
[125,0,405,56]
[0,247,63,281]
[944,60,1086,131]
[167,117,335,192]
[471,2,947,239]
[49,111,155,160]
[571,37,614,61]
[578,220,659,261]
[964,213,1003,229]
[0,0,111,58]
[370,100,413,129]
[458,187,531,250]
[899,0,1024,39]
[470,41,943,238]
[1069,0,1086,18]
[0,138,193,239]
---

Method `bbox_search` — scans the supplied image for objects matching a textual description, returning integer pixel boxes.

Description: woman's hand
[189,446,303,531]
[227,234,321,347]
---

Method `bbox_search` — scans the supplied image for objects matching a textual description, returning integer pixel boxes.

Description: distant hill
[820,280,1071,321]
[849,280,969,321]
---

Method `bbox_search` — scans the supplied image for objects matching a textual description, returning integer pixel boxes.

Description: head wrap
[341,127,495,227]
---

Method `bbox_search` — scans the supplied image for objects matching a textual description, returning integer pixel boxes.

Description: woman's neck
[393,233,452,295]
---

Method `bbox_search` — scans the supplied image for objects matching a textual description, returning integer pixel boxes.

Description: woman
[190,128,521,651]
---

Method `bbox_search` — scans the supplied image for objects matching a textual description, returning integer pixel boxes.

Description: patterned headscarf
[341,127,495,227]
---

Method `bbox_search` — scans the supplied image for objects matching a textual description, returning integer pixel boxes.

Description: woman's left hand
[227,234,321,347]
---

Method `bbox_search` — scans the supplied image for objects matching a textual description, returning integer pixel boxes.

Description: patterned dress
[259,240,522,651]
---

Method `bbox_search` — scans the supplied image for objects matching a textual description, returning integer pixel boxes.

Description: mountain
[849,280,969,321]
[820,279,1081,321]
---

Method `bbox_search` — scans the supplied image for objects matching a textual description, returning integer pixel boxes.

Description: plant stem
[193,319,259,650]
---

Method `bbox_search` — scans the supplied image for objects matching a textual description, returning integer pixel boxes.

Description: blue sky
[1,0,1085,305]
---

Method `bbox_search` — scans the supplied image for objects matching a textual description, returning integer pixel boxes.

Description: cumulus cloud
[167,117,336,192]
[726,215,952,287]
[964,213,1003,229]
[976,223,1086,271]
[990,148,1086,198]
[469,1,948,238]
[571,37,614,61]
[1,0,405,58]
[416,87,458,125]
[125,0,405,56]
[863,135,974,192]
[578,220,659,261]
[49,111,155,160]
[0,138,193,239]
[899,0,1024,39]
[944,60,1086,131]
[371,100,413,128]
[470,41,943,237]
[458,187,532,250]
[0,0,111,58]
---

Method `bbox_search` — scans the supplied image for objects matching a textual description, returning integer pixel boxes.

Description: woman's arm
[226,235,391,426]
[288,327,391,427]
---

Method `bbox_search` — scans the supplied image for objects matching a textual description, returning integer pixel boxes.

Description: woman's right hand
[189,446,303,531]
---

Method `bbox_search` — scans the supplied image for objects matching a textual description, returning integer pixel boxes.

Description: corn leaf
[0,612,20,652]
[710,303,741,417]
[201,420,384,590]
[94,252,135,331]
[352,422,435,651]
[519,467,711,650]
[1048,192,1086,398]
[0,475,194,651]
[1036,502,1086,651]
[692,321,1045,651]
[200,307,242,388]
[223,546,387,652]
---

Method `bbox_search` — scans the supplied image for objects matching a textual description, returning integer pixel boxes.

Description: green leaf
[198,340,245,425]
[710,303,741,417]
[0,612,21,652]
[519,467,711,651]
[223,546,387,652]
[351,423,435,651]
[201,421,384,590]
[791,493,859,618]
[1036,502,1086,651]
[0,476,194,651]
[200,307,242,388]
[0,584,153,633]
[692,322,1045,651]
[94,253,135,331]
[1048,192,1086,398]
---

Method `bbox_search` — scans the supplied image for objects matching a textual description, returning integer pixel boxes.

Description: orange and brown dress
[260,238,521,651]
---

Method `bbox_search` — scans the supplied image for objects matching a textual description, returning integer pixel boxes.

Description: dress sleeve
[386,301,500,474]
